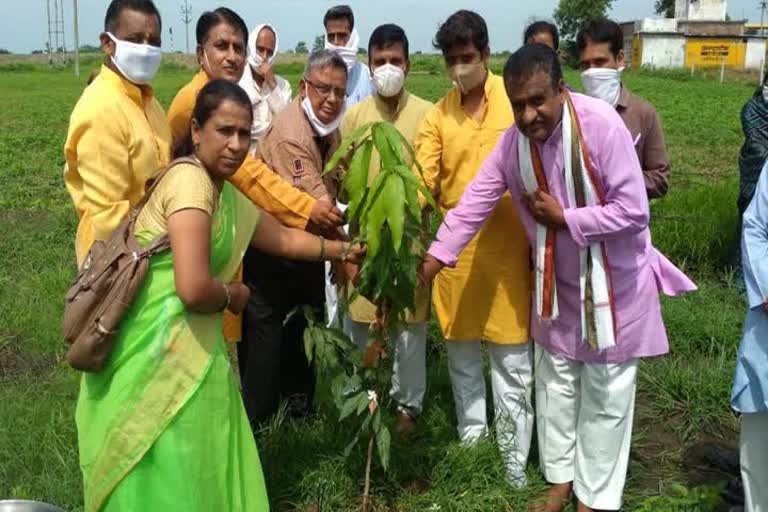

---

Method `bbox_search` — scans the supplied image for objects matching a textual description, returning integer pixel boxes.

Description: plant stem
[362,429,374,512]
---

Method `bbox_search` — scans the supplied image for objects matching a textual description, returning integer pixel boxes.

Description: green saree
[75,182,268,512]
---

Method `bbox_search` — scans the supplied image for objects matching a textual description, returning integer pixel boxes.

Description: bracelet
[218,280,231,312]
[318,236,326,261]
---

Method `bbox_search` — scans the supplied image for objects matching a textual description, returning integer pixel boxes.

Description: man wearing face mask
[420,44,695,512]
[323,5,374,107]
[339,24,434,438]
[415,10,534,488]
[577,18,670,199]
[64,0,169,266]
[239,50,346,425]
[238,23,292,154]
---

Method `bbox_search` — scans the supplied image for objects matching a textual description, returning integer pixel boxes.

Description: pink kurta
[429,93,696,364]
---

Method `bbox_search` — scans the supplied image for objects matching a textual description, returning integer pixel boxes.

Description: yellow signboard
[685,38,745,68]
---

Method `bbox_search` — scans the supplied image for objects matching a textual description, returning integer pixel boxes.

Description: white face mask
[372,63,405,98]
[301,85,342,137]
[325,28,360,72]
[580,67,622,107]
[247,24,278,71]
[106,32,162,85]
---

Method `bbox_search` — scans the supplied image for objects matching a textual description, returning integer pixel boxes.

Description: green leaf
[365,190,388,258]
[356,392,370,415]
[372,123,398,169]
[379,121,417,168]
[344,139,373,221]
[376,426,391,471]
[382,173,405,252]
[340,392,363,421]
[400,165,422,223]
[372,408,382,434]
[324,122,373,175]
[393,164,439,212]
[343,436,359,457]
[303,326,315,364]
[360,414,372,434]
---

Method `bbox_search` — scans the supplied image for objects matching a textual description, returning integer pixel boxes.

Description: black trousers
[239,247,325,427]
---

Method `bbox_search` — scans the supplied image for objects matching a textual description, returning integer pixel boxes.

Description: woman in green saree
[75,79,361,512]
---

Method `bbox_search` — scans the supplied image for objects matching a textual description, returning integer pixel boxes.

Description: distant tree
[654,0,675,18]
[0,48,10,55]
[31,49,43,54]
[295,41,309,54]
[313,34,325,52]
[358,47,367,55]
[554,0,614,42]
[79,44,101,53]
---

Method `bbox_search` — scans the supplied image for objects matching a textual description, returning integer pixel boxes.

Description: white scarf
[325,28,360,72]
[517,95,617,350]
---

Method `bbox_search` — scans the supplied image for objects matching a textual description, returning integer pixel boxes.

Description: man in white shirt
[323,4,374,107]
[239,23,292,154]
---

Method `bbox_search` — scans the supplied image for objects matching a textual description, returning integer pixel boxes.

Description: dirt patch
[0,333,58,384]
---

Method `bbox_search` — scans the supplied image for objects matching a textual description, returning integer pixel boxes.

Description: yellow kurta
[64,65,172,265]
[415,72,530,344]
[341,91,434,324]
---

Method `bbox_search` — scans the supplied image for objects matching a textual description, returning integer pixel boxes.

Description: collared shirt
[616,86,670,199]
[166,69,315,229]
[341,90,434,324]
[345,61,375,108]
[733,159,768,413]
[429,92,696,364]
[415,72,531,344]
[64,64,172,265]
[256,97,341,200]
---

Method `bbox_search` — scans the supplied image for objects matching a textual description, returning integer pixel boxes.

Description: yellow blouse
[415,72,531,344]
[64,65,171,265]
[135,162,215,235]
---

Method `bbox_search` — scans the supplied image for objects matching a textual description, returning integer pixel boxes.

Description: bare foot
[528,482,573,512]
[395,410,416,439]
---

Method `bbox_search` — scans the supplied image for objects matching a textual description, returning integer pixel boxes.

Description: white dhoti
[445,340,534,487]
[344,317,427,416]
[535,345,637,510]
[741,412,768,512]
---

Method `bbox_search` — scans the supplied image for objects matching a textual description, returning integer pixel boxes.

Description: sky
[2,0,766,54]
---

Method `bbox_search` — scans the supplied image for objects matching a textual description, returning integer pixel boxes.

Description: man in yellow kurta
[415,10,533,486]
[340,24,433,437]
[64,0,170,266]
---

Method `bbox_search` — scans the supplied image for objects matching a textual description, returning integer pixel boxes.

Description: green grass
[0,58,749,510]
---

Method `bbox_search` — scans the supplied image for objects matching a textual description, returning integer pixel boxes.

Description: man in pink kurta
[421,44,695,511]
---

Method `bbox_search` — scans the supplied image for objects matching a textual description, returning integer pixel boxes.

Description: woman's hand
[342,243,366,265]
[226,282,250,315]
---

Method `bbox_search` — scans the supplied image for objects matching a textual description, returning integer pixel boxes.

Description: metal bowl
[0,501,65,512]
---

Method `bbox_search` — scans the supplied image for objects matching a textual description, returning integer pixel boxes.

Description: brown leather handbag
[62,157,198,371]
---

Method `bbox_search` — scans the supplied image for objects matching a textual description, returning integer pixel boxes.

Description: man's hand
[308,199,344,232]
[226,282,250,315]
[257,62,278,90]
[523,189,565,229]
[417,254,444,288]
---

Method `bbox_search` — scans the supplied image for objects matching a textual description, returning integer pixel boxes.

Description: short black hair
[324,5,355,31]
[433,10,489,54]
[503,43,562,92]
[173,79,252,159]
[368,24,409,60]
[576,18,624,58]
[524,21,559,51]
[196,7,248,46]
[104,0,161,33]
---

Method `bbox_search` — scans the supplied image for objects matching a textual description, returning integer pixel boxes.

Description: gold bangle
[318,236,326,261]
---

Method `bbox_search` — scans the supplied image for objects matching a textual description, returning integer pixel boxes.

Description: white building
[674,0,727,21]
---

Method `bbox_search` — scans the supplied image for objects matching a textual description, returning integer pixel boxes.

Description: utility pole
[73,0,80,76]
[180,0,192,54]
[760,1,768,36]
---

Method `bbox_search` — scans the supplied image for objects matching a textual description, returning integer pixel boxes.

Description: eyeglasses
[304,77,346,100]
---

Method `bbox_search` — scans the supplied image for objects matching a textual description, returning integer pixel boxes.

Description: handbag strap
[128,156,204,255]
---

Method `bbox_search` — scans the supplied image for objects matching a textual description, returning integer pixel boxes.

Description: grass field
[0,54,753,511]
